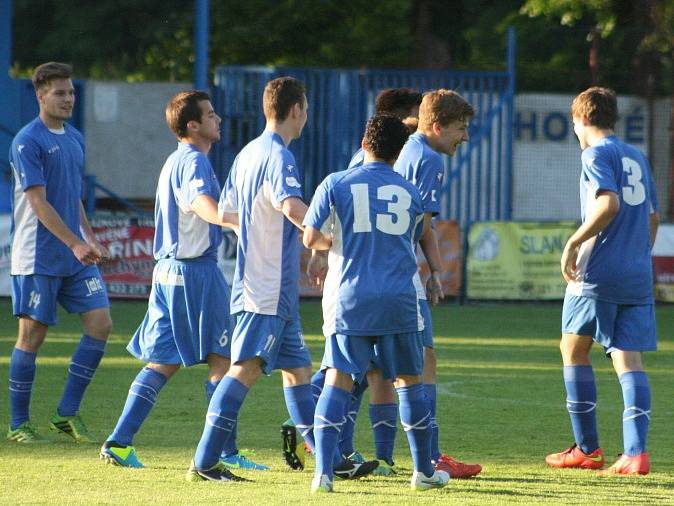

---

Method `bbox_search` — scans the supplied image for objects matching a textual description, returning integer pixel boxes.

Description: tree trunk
[413,0,451,69]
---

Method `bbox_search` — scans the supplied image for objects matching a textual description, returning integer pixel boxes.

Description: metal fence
[211,29,516,225]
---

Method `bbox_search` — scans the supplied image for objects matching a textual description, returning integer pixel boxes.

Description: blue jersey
[347,148,365,169]
[393,132,444,216]
[9,117,85,276]
[304,161,424,336]
[153,142,222,261]
[219,131,304,319]
[567,136,658,304]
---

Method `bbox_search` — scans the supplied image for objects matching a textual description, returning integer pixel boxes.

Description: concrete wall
[84,81,189,199]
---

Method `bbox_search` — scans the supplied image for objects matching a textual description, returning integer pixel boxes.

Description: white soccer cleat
[311,474,334,493]
[411,469,450,491]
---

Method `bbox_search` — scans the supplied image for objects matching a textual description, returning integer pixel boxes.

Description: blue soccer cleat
[221,450,270,471]
[100,441,144,468]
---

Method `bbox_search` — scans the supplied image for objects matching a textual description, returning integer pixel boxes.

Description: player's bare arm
[561,191,620,282]
[79,201,110,260]
[649,212,659,248]
[24,186,101,265]
[303,226,332,250]
[419,213,444,305]
[281,196,308,231]
[191,194,239,233]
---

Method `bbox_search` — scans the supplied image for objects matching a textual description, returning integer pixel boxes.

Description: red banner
[92,216,155,299]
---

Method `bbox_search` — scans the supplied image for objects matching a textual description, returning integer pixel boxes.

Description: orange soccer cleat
[602,453,650,475]
[545,444,605,470]
[433,454,482,478]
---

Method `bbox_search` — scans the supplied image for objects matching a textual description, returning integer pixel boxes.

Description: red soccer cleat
[434,454,482,478]
[601,453,650,475]
[545,444,605,470]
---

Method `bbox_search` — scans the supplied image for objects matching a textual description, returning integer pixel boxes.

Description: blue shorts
[419,299,434,349]
[12,265,109,326]
[127,258,232,367]
[562,294,657,354]
[231,312,312,375]
[321,332,423,383]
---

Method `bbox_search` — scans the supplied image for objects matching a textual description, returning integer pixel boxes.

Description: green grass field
[1,299,673,505]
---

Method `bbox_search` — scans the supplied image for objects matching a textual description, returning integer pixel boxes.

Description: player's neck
[585,127,614,147]
[363,152,393,166]
[179,136,211,155]
[39,111,65,130]
[265,121,294,146]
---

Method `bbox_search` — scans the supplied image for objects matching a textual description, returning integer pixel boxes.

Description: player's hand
[71,241,102,265]
[426,271,444,305]
[307,251,328,289]
[561,240,580,283]
[93,242,111,262]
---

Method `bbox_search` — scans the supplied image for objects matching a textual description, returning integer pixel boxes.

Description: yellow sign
[467,221,576,300]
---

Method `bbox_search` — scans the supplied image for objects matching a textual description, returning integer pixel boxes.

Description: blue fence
[212,29,515,225]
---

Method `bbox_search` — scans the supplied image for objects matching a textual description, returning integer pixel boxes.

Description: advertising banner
[91,215,155,299]
[299,220,462,298]
[652,224,674,302]
[467,221,576,300]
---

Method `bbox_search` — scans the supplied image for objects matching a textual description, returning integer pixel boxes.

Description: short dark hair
[165,90,211,138]
[571,86,618,129]
[375,88,422,119]
[363,114,410,161]
[263,77,306,121]
[32,62,73,91]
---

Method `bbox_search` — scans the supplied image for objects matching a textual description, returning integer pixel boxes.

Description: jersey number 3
[622,157,646,206]
[351,183,411,235]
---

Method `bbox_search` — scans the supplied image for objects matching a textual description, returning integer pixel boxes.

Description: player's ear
[361,137,368,150]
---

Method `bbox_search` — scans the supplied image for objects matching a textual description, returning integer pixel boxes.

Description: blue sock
[9,348,37,429]
[619,371,651,456]
[108,367,168,446]
[424,383,441,461]
[397,383,433,477]
[339,379,367,457]
[58,335,106,416]
[283,383,316,452]
[369,403,398,464]
[310,370,325,404]
[194,376,248,469]
[563,365,599,454]
[205,380,238,458]
[314,385,349,480]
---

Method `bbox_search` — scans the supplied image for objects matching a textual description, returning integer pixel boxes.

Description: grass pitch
[0,299,673,505]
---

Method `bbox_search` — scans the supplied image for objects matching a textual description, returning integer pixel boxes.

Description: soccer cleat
[545,444,605,470]
[411,470,450,491]
[186,460,248,482]
[49,413,97,443]
[281,422,306,470]
[343,450,365,464]
[333,457,379,479]
[311,474,334,493]
[221,450,270,471]
[100,441,144,468]
[6,421,47,443]
[372,459,397,476]
[434,454,482,478]
[601,453,650,475]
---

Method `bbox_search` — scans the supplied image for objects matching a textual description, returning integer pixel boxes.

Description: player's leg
[602,303,656,475]
[422,345,440,462]
[101,362,179,467]
[546,294,603,469]
[7,274,58,443]
[338,376,367,459]
[367,369,398,474]
[7,317,49,442]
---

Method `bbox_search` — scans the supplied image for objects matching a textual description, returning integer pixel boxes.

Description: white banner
[0,214,11,296]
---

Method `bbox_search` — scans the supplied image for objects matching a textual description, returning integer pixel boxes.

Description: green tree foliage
[9,0,673,95]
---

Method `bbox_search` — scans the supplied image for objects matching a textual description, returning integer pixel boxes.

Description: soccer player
[99,91,261,473]
[305,114,449,493]
[185,77,322,482]
[393,89,482,478]
[304,88,423,474]
[7,62,112,444]
[545,87,659,475]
